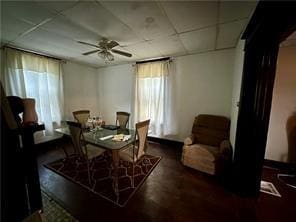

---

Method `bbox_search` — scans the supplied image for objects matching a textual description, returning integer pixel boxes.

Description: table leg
[60,135,69,159]
[111,150,120,200]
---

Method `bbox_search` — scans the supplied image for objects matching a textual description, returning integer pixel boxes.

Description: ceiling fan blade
[82,49,101,55]
[111,49,132,57]
[77,41,100,48]
[107,40,119,49]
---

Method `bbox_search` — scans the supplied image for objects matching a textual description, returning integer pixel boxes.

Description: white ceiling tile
[219,1,257,24]
[71,55,107,68]
[35,0,79,13]
[179,27,216,53]
[1,1,56,25]
[61,1,141,46]
[216,19,247,49]
[161,1,218,33]
[40,15,102,43]
[100,1,176,40]
[12,40,77,60]
[123,41,163,60]
[149,35,187,56]
[13,29,84,59]
[0,1,255,68]
[1,30,19,44]
[1,14,34,42]
[1,14,33,33]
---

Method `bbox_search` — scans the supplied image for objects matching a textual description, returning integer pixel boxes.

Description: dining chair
[72,110,90,129]
[67,121,106,184]
[116,111,130,129]
[119,119,150,188]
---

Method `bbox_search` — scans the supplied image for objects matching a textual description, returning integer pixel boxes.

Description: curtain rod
[2,45,65,62]
[135,57,171,64]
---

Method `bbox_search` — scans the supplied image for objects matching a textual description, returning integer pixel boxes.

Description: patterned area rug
[44,153,161,207]
[41,189,78,221]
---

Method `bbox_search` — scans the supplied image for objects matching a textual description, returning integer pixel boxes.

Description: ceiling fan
[78,38,132,62]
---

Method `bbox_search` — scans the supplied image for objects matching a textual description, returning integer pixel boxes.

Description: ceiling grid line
[1,1,257,68]
[38,15,105,49]
[4,16,57,47]
[233,21,248,50]
[175,17,250,36]
[214,1,221,50]
[95,1,146,46]
[155,1,188,54]
[17,18,53,39]
[97,1,165,58]
[94,1,150,59]
[232,3,259,48]
[33,0,80,14]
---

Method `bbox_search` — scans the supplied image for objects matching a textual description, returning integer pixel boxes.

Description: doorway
[265,32,296,165]
[233,1,296,196]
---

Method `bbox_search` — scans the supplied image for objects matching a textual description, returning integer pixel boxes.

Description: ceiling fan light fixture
[106,51,114,61]
[78,39,131,62]
[98,51,114,62]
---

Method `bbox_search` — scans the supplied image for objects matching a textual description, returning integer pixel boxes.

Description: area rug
[41,189,78,221]
[44,153,161,207]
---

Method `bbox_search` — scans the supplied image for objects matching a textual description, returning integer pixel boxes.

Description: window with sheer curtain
[134,60,177,137]
[1,48,64,136]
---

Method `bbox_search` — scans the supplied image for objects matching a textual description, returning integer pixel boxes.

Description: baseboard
[34,134,63,145]
[264,159,296,172]
[35,136,69,152]
[148,136,183,148]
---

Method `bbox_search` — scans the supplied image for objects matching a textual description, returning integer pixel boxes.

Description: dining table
[55,126,136,199]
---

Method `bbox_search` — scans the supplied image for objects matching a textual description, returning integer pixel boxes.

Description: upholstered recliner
[181,114,232,175]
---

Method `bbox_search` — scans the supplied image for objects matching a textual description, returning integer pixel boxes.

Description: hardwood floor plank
[37,140,296,222]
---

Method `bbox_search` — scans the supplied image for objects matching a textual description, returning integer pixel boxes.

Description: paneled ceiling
[1,0,257,68]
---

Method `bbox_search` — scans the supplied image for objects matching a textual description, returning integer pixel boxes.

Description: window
[134,60,176,137]
[2,48,64,136]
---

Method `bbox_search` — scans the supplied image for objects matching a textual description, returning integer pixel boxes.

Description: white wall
[97,64,134,125]
[63,61,99,120]
[173,49,234,140]
[229,40,245,147]
[0,49,3,83]
[97,49,235,141]
[265,46,296,162]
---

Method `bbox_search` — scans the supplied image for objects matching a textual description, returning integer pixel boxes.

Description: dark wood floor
[37,139,296,222]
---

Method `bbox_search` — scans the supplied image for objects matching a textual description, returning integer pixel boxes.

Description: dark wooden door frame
[233,1,296,196]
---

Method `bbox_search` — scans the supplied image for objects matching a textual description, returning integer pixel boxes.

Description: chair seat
[119,144,139,163]
[83,144,106,160]
[182,143,220,175]
[183,143,219,162]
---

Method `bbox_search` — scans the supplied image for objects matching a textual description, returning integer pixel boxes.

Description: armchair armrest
[219,140,232,156]
[184,135,195,145]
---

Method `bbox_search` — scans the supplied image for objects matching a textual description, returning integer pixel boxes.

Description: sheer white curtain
[1,48,64,136]
[134,60,177,137]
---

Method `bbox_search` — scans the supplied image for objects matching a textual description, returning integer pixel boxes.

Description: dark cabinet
[1,105,45,221]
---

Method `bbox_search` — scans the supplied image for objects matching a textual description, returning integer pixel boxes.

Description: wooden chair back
[116,111,130,129]
[73,110,90,128]
[135,119,150,160]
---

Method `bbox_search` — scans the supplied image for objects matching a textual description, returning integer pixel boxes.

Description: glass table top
[55,127,136,150]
